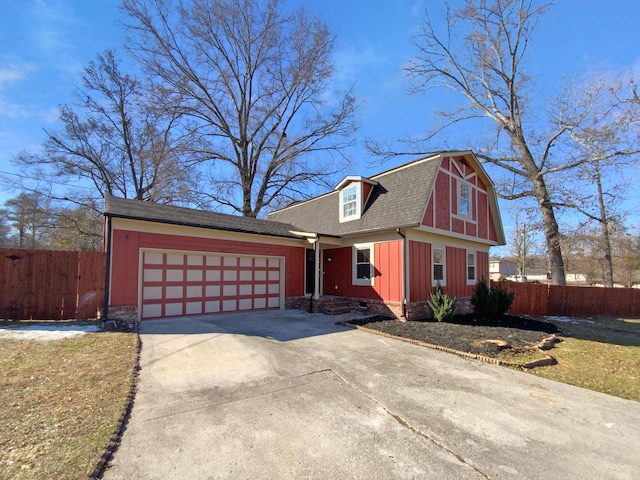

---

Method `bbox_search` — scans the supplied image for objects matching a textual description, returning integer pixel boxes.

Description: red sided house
[104,151,505,322]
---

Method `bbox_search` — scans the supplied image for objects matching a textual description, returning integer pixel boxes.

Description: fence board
[0,249,105,320]
[492,280,640,317]
[495,281,548,316]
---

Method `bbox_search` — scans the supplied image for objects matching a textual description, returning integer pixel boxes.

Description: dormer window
[341,184,359,221]
[336,175,378,223]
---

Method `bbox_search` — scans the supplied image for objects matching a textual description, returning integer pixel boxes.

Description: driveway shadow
[138,310,357,342]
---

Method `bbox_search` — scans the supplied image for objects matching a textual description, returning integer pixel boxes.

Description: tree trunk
[532,174,566,285]
[594,161,614,287]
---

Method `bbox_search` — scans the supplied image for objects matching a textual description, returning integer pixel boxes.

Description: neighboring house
[104,151,505,322]
[489,258,518,281]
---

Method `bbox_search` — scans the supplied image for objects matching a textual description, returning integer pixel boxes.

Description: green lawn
[0,329,138,480]
[526,316,640,402]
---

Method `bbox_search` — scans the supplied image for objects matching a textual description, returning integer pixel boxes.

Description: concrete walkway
[105,310,640,479]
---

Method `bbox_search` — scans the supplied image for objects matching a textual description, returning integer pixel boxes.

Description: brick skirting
[106,305,138,322]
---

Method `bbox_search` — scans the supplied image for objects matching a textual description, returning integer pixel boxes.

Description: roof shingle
[267,155,442,236]
[104,195,303,239]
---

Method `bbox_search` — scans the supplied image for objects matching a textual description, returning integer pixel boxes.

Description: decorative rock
[538,335,562,350]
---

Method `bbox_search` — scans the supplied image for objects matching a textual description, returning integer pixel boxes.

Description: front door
[305,248,315,295]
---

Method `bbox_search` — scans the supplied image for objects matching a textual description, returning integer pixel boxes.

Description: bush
[471,278,514,319]
[427,284,456,322]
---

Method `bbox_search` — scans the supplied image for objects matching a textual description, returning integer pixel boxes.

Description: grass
[524,316,640,402]
[0,327,138,480]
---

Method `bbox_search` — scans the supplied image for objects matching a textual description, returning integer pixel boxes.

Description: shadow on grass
[544,316,640,347]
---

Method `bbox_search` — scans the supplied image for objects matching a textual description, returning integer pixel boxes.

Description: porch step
[321,302,353,315]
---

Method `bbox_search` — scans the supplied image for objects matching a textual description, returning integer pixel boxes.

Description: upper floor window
[458,182,471,217]
[341,183,359,222]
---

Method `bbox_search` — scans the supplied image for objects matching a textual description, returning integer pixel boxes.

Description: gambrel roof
[104,151,505,245]
[268,151,504,243]
[268,156,440,236]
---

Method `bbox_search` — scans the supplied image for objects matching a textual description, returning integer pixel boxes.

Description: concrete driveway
[105,310,640,479]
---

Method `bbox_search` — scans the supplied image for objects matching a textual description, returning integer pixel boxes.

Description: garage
[140,249,283,319]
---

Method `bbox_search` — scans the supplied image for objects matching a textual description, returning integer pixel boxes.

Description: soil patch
[346,314,559,357]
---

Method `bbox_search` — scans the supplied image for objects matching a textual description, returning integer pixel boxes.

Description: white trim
[414,224,501,246]
[352,242,375,286]
[137,247,286,320]
[339,183,361,222]
[454,179,473,221]
[111,217,308,248]
[466,250,476,285]
[432,245,446,287]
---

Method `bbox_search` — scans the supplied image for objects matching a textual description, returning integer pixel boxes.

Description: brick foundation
[405,296,474,321]
[107,305,138,323]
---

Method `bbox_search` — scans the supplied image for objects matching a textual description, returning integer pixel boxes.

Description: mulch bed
[346,314,560,357]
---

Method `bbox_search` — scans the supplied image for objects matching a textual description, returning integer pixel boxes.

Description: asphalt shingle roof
[104,195,303,239]
[267,155,442,236]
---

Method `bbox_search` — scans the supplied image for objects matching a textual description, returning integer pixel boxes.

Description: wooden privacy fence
[0,249,106,320]
[493,281,640,317]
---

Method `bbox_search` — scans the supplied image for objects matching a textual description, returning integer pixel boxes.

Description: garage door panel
[141,250,282,319]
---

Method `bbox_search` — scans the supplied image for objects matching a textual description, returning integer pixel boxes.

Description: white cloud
[29,0,77,56]
[0,66,26,89]
[0,98,34,119]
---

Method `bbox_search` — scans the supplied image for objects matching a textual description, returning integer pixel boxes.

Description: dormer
[335,175,378,222]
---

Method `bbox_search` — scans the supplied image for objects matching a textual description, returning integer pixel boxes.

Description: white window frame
[432,245,446,286]
[457,181,472,219]
[466,250,476,285]
[340,183,360,222]
[353,243,374,286]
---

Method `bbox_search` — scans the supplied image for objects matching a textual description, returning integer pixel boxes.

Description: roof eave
[106,212,304,240]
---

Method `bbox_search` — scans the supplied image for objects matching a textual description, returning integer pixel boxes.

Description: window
[353,243,374,285]
[467,251,476,284]
[340,184,359,222]
[458,182,471,217]
[432,246,445,285]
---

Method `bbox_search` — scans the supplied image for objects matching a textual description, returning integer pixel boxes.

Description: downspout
[309,234,320,313]
[102,214,112,329]
[396,228,408,319]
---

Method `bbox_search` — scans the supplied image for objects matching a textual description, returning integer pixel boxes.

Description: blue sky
[1,0,639,253]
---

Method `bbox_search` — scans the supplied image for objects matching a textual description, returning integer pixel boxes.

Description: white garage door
[140,250,282,319]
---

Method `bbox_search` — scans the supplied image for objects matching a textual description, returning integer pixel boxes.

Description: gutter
[396,228,408,319]
[340,222,420,238]
[102,214,113,328]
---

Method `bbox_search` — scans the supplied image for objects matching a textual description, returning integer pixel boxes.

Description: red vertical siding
[452,217,464,234]
[426,156,500,245]
[409,240,431,302]
[466,222,477,237]
[445,246,474,297]
[477,251,489,281]
[489,210,498,241]
[110,230,141,306]
[322,241,402,302]
[435,171,450,231]
[362,182,374,205]
[422,196,434,227]
[477,191,488,239]
[110,228,305,306]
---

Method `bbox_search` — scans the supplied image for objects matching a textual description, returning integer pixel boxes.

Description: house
[103,151,505,322]
[489,258,518,281]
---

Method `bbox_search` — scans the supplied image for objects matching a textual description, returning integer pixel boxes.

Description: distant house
[489,258,518,281]
[103,151,505,322]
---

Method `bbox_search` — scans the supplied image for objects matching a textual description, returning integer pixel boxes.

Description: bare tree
[388,0,640,285]
[122,0,356,217]
[553,74,640,287]
[48,203,104,251]
[15,50,190,208]
[3,193,52,248]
